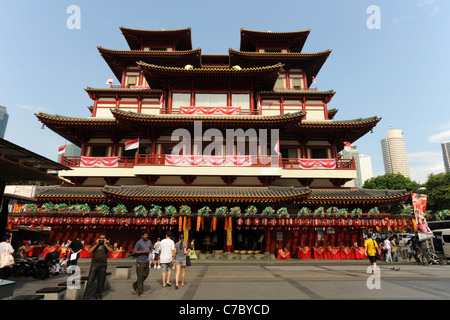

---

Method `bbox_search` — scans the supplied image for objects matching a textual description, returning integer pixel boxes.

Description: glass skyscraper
[442,141,450,173]
[0,106,8,138]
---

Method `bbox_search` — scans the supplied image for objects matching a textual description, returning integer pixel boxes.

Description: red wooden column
[264,228,271,253]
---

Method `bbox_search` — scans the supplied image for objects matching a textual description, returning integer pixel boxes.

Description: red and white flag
[312,76,316,84]
[124,138,139,151]
[274,140,280,155]
[343,141,351,152]
[106,76,113,85]
[58,144,66,154]
[159,93,164,109]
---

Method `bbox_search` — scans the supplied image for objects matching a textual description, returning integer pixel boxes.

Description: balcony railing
[61,155,355,170]
[161,107,261,115]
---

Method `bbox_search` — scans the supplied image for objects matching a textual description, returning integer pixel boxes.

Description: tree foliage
[424,173,450,211]
[362,173,421,192]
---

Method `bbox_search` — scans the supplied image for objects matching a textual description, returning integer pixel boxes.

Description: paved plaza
[5,258,450,301]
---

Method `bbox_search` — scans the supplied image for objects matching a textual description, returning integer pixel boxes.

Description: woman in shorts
[174,234,190,289]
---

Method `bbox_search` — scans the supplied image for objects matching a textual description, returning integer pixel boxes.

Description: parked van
[431,229,450,259]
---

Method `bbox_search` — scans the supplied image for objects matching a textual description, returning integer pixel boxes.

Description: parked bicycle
[420,248,447,266]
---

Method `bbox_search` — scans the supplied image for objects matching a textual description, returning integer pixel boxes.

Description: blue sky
[0,0,449,183]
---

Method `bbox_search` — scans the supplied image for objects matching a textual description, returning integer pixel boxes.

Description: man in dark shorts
[82,233,113,300]
[364,234,380,274]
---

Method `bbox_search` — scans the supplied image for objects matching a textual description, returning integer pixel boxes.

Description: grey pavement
[5,257,450,301]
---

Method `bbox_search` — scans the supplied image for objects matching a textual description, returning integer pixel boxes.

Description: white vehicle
[431,229,450,259]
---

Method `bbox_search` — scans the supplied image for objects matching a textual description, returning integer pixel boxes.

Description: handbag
[373,239,380,259]
[1,249,15,268]
[186,255,191,267]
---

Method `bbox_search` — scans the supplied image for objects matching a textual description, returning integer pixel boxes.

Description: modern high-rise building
[381,126,410,178]
[342,144,373,187]
[0,106,9,138]
[57,143,81,163]
[442,141,450,173]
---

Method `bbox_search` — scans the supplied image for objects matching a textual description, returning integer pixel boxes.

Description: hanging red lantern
[153,218,161,225]
[244,218,251,226]
[287,218,293,226]
[269,219,277,227]
[354,219,361,227]
[170,217,178,225]
[161,218,169,225]
[261,218,268,226]
[253,218,260,226]
[237,218,243,226]
[304,219,311,226]
[84,217,91,225]
[295,219,301,226]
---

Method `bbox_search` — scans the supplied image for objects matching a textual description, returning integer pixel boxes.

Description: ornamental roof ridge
[240,28,311,35]
[110,108,305,122]
[85,86,164,93]
[136,61,284,73]
[35,111,116,123]
[97,46,202,55]
[120,26,191,33]
[229,48,332,56]
[307,188,410,200]
[259,89,335,96]
[302,116,381,126]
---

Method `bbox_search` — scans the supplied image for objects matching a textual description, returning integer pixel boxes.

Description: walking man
[132,230,153,297]
[82,233,113,300]
[159,230,175,287]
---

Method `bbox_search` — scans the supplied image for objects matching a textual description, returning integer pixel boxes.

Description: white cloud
[430,6,440,15]
[417,0,434,7]
[408,151,445,183]
[16,105,45,113]
[429,129,450,143]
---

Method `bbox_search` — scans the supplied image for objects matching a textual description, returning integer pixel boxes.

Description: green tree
[362,173,421,214]
[363,173,421,192]
[424,173,450,211]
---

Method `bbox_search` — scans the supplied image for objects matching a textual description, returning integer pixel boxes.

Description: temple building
[16,27,411,258]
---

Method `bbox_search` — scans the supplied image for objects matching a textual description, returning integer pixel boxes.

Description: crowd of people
[82,230,196,300]
[365,233,427,273]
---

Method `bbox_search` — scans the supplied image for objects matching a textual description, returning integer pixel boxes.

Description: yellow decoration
[412,219,418,233]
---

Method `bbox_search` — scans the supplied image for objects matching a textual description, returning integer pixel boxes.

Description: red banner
[298,159,336,169]
[80,156,119,168]
[164,154,252,166]
[180,106,240,115]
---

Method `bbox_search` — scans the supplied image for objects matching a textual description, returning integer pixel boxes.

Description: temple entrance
[234,228,265,253]
[189,218,225,253]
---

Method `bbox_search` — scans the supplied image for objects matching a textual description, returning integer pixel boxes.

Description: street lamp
[417,187,426,194]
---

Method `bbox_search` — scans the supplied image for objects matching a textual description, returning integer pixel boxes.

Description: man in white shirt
[159,230,175,287]
[0,234,15,278]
